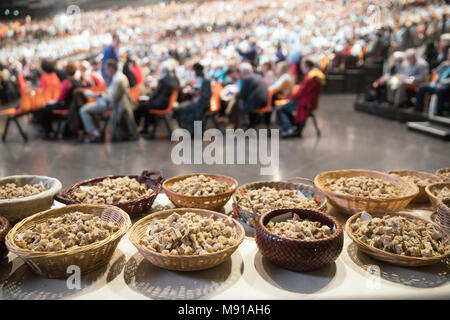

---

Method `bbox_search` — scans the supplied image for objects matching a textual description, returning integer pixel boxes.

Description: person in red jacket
[276,58,325,138]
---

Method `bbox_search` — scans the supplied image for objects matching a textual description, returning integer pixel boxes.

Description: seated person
[276,58,325,138]
[372,51,405,103]
[173,63,212,135]
[269,61,294,101]
[39,59,61,95]
[134,62,179,133]
[387,48,428,108]
[79,59,137,142]
[415,47,450,115]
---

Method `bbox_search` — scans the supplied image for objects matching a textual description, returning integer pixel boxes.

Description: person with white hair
[372,51,405,103]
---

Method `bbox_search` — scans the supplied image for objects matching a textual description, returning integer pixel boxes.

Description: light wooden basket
[162,174,237,211]
[345,211,450,267]
[129,208,245,271]
[425,182,450,211]
[386,170,442,203]
[5,204,131,278]
[314,169,419,216]
[0,175,62,223]
[437,198,450,233]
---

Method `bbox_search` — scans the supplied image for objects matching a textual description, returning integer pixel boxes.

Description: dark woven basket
[255,208,343,272]
[55,170,163,217]
[0,215,11,258]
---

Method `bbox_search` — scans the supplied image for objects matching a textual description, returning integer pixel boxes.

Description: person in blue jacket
[101,34,120,86]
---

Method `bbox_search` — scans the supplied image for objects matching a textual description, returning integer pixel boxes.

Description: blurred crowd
[0,0,449,142]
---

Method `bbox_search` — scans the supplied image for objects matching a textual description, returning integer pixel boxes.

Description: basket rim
[314,169,420,202]
[435,167,450,175]
[386,169,442,181]
[162,173,238,199]
[425,182,450,200]
[129,207,245,259]
[5,204,131,257]
[0,175,62,204]
[59,174,162,206]
[345,211,450,263]
[257,208,342,244]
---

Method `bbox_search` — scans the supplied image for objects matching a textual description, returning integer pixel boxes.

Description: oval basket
[0,175,62,224]
[435,168,450,183]
[437,198,450,233]
[425,182,450,211]
[5,204,131,278]
[162,174,237,211]
[129,208,245,271]
[232,179,328,228]
[314,169,419,216]
[0,215,11,258]
[255,208,343,272]
[345,211,450,267]
[386,170,442,203]
[55,170,163,217]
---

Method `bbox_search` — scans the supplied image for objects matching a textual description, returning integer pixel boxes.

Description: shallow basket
[314,169,419,216]
[0,175,62,224]
[425,182,450,211]
[255,208,343,272]
[0,215,10,258]
[5,204,131,278]
[437,198,450,234]
[345,211,450,267]
[232,179,328,228]
[162,174,237,211]
[55,170,163,217]
[386,170,442,203]
[435,168,450,183]
[129,208,245,271]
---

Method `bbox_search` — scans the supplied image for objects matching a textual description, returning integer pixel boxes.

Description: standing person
[101,34,120,86]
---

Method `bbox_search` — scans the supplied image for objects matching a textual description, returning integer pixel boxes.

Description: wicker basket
[162,174,237,211]
[425,182,450,211]
[232,179,328,228]
[255,208,343,272]
[0,215,10,258]
[437,198,450,233]
[129,208,245,271]
[386,170,442,203]
[0,175,62,224]
[435,168,450,183]
[5,204,131,278]
[55,170,163,217]
[314,169,419,216]
[345,211,450,267]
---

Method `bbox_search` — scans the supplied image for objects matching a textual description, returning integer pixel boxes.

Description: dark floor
[0,94,448,188]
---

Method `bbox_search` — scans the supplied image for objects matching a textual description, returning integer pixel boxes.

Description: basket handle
[287,177,315,186]
[54,192,75,205]
[139,170,164,185]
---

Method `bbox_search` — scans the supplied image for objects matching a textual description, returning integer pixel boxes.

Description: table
[1,195,449,300]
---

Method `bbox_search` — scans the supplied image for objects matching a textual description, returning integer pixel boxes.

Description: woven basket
[314,169,419,216]
[55,170,163,217]
[162,174,237,211]
[5,204,131,278]
[0,215,10,258]
[435,168,450,183]
[232,179,328,228]
[425,182,450,211]
[255,208,343,272]
[437,198,450,233]
[386,170,442,203]
[129,208,245,271]
[0,175,62,224]
[346,211,450,267]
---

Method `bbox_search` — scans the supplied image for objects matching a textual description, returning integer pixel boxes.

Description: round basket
[345,211,450,267]
[386,170,442,203]
[55,170,163,217]
[162,174,237,211]
[5,204,131,278]
[0,175,62,224]
[435,168,450,183]
[129,208,245,271]
[255,208,343,272]
[425,182,450,211]
[314,169,419,216]
[437,198,450,233]
[232,179,327,228]
[0,215,11,258]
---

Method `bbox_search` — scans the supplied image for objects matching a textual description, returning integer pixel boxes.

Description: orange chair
[249,90,273,128]
[203,82,223,130]
[147,89,179,139]
[274,84,300,107]
[1,91,33,142]
[129,85,141,103]
[32,89,45,111]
